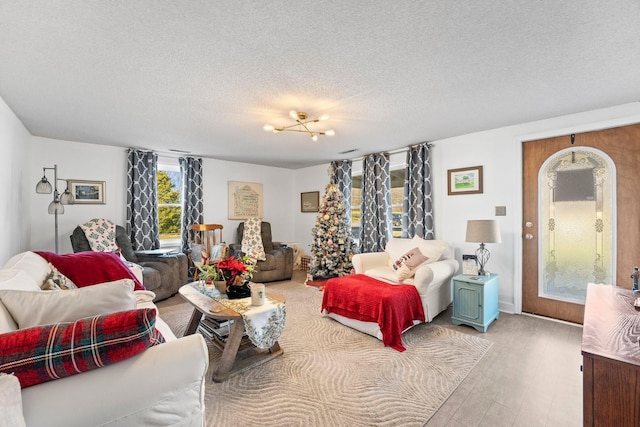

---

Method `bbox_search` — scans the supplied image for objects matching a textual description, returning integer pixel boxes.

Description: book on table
[197,318,247,342]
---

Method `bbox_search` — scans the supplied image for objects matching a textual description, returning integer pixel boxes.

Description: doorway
[522,124,640,323]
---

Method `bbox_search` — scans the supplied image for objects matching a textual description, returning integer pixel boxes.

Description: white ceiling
[1,1,639,169]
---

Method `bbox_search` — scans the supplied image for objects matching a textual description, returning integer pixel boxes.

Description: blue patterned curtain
[179,157,204,253]
[126,149,160,250]
[359,153,391,253]
[330,160,352,230]
[403,143,434,239]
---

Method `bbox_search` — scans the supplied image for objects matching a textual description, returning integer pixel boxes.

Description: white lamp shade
[466,220,501,244]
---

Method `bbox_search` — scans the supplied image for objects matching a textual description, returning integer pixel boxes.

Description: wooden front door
[522,123,640,324]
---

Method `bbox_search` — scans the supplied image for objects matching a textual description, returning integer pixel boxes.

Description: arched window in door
[539,147,616,304]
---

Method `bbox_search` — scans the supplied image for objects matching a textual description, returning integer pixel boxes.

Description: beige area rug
[157,280,492,427]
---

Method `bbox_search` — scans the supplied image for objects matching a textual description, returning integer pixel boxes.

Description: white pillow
[0,303,17,334]
[2,251,52,287]
[0,279,136,329]
[0,269,40,291]
[0,373,26,427]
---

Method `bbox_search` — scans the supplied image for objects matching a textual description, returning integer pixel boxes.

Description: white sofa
[0,251,209,427]
[335,237,458,339]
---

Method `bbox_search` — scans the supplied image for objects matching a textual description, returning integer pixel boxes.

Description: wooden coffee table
[179,283,285,382]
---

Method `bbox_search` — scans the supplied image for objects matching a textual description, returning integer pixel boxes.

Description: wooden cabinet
[582,284,640,426]
[451,274,499,332]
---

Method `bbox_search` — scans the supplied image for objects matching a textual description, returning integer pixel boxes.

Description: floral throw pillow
[80,218,118,252]
[241,218,266,262]
[41,264,77,290]
[392,247,429,281]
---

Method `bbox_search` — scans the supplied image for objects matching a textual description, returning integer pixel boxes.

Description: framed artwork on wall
[227,181,263,219]
[447,166,483,195]
[301,191,319,212]
[68,180,106,204]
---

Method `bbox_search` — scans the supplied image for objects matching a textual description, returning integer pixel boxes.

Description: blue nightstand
[451,274,499,332]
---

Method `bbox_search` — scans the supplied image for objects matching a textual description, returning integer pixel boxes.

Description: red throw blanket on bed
[321,274,425,352]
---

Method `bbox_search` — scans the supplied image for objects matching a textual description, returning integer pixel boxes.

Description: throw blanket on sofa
[241,217,266,262]
[80,218,117,252]
[35,251,145,291]
[321,274,425,352]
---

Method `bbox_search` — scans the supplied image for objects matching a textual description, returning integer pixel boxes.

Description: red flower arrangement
[213,256,255,285]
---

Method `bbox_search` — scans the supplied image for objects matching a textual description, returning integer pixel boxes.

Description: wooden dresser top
[582,283,640,366]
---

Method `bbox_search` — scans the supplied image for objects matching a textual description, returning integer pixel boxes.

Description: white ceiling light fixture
[263,110,335,142]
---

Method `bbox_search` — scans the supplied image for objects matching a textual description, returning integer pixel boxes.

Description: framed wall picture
[447,166,483,195]
[227,181,263,219]
[68,180,106,204]
[301,191,319,212]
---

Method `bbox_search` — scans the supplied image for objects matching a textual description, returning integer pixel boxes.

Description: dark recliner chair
[228,221,293,283]
[70,225,188,301]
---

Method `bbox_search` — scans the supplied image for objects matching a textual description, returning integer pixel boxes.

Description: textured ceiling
[1,1,639,169]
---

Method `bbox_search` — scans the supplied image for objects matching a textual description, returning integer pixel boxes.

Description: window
[389,169,404,237]
[350,167,405,241]
[157,162,182,246]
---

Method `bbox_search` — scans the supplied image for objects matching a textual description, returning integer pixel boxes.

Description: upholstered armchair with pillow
[228,221,294,283]
[351,237,459,322]
[70,225,188,301]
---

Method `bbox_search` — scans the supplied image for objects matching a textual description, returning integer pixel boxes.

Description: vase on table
[214,280,227,294]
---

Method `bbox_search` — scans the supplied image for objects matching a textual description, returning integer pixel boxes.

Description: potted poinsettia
[198,255,255,296]
[214,255,255,285]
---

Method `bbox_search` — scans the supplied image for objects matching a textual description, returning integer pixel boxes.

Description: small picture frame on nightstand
[462,254,478,275]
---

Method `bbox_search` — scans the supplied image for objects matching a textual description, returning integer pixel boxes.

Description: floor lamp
[35,165,74,253]
[465,219,502,275]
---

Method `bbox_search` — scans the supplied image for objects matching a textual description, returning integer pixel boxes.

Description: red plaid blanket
[321,274,425,351]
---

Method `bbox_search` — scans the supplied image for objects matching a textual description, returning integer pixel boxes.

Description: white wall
[28,138,297,254]
[199,158,296,244]
[13,97,640,316]
[434,102,640,314]
[29,138,129,254]
[292,102,640,315]
[0,96,30,264]
[292,164,331,255]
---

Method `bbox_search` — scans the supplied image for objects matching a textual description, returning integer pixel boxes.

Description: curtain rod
[347,142,433,163]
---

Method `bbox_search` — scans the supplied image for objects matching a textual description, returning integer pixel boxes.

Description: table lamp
[465,220,501,275]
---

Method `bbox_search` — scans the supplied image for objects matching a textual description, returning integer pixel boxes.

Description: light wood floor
[426,306,583,426]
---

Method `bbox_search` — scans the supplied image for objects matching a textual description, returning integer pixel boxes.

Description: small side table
[451,274,499,332]
[179,283,284,382]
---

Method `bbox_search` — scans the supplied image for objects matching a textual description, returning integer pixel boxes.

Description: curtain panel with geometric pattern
[126,149,160,250]
[358,153,392,253]
[330,160,352,230]
[403,143,434,239]
[179,157,203,254]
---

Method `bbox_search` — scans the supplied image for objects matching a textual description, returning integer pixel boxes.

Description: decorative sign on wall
[300,191,319,212]
[227,181,263,219]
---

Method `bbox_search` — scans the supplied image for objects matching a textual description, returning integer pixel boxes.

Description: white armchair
[351,237,459,322]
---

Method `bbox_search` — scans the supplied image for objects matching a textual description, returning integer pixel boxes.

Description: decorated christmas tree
[309,182,353,279]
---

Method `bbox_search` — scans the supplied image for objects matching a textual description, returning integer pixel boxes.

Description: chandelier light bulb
[325,129,335,136]
[319,115,329,121]
[289,110,299,120]
[311,134,318,142]
[263,124,274,132]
